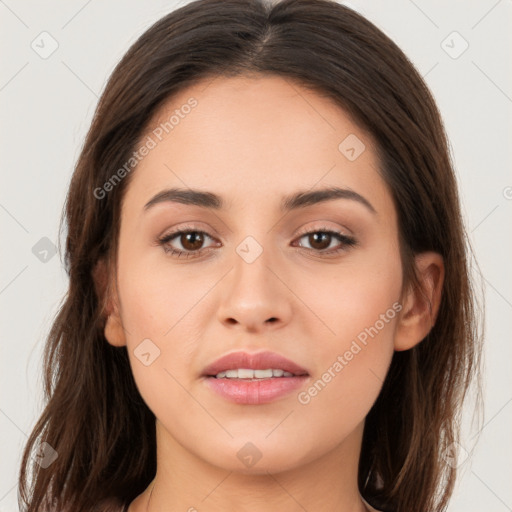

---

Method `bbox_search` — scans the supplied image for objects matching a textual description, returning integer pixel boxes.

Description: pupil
[310,232,330,250]
[183,232,203,250]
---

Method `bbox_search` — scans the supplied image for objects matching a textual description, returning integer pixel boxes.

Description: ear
[394,251,444,351]
[92,258,127,347]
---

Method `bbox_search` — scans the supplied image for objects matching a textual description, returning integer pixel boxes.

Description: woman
[18,0,482,511]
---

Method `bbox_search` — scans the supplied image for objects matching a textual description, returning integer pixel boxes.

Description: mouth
[202,349,309,378]
[201,350,310,404]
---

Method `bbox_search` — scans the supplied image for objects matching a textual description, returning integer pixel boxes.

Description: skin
[95,74,444,512]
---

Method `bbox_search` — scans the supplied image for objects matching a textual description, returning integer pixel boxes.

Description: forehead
[123,74,392,218]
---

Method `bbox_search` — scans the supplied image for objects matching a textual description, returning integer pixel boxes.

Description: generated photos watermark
[93,97,198,200]
[297,301,402,405]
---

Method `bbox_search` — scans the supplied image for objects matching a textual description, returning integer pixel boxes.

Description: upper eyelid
[295,224,352,237]
[160,218,354,237]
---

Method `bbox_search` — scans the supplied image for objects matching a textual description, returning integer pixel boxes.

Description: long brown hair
[18,1,482,511]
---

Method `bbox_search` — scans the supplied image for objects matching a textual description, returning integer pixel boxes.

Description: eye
[293,228,357,255]
[157,228,219,259]
[157,225,357,259]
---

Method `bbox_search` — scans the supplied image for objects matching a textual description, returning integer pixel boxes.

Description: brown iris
[179,231,205,251]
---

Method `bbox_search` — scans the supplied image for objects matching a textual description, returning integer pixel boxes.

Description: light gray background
[1,1,511,510]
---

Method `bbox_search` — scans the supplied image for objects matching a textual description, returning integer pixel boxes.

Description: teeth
[239,368,257,379]
[214,368,295,379]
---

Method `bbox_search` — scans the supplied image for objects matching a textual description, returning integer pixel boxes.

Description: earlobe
[104,312,128,347]
[92,259,127,347]
[394,252,444,352]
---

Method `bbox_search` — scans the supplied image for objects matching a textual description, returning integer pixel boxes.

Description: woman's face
[108,74,404,473]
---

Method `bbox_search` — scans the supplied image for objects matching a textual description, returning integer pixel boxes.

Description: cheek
[298,242,402,354]
[293,247,402,422]
[117,243,213,340]
[114,244,202,411]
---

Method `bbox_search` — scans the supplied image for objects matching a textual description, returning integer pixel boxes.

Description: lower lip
[204,376,309,405]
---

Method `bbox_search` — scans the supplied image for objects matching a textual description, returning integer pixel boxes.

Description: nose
[216,243,293,333]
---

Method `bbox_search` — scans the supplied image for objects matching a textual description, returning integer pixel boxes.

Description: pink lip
[201,350,309,377]
[201,350,310,405]
[205,375,309,405]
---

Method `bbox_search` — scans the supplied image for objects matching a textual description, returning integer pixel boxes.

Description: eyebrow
[143,186,377,214]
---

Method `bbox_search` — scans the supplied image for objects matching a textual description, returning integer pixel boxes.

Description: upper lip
[202,350,309,377]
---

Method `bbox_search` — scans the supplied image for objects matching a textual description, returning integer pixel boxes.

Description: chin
[199,437,318,475]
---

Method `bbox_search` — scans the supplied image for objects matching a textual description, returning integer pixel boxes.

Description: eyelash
[157,224,357,260]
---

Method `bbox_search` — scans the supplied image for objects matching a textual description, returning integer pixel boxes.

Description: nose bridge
[231,232,278,303]
[217,231,292,330]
